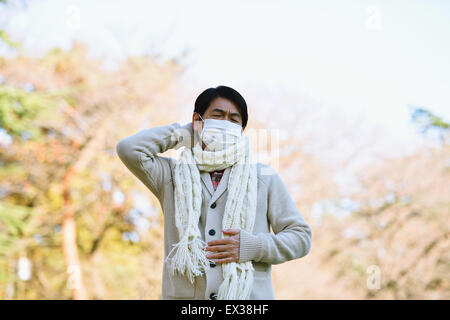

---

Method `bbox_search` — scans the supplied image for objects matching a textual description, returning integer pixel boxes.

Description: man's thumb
[222,229,239,235]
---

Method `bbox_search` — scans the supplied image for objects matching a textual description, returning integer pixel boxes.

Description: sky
[1,0,449,151]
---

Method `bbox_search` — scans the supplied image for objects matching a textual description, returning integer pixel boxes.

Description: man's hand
[205,229,240,264]
[172,122,194,149]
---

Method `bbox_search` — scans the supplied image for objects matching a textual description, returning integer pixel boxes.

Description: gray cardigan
[116,122,312,300]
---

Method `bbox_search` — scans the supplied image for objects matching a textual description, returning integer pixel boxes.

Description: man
[116,85,312,300]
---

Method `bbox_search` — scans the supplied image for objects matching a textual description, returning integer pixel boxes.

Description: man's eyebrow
[211,108,241,118]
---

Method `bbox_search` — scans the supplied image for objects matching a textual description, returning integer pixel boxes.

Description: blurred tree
[0,38,184,299]
[410,107,449,144]
[0,30,19,49]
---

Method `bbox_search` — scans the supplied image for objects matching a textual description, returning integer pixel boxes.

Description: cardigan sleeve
[116,122,193,202]
[239,169,312,264]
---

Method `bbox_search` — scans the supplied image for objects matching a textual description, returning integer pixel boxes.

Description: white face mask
[197,113,242,151]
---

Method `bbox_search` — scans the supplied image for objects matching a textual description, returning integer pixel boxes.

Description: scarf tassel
[217,262,254,300]
[165,235,210,284]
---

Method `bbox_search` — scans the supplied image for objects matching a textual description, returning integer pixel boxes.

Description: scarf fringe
[217,262,255,300]
[165,235,210,284]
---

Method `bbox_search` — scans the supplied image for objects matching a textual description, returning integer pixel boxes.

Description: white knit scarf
[166,134,257,300]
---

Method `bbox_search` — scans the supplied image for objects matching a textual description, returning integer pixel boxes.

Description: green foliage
[0,29,20,49]
[0,85,59,139]
[0,162,28,181]
[0,202,32,252]
[410,107,450,132]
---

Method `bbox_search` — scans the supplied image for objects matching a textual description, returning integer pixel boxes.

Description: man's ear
[192,112,202,132]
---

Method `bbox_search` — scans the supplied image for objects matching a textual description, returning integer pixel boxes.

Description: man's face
[192,97,244,132]
[192,97,245,150]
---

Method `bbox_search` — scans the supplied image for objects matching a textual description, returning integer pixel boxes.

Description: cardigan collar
[200,167,231,203]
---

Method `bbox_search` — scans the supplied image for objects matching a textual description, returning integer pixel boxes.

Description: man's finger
[207,238,234,246]
[222,229,240,235]
[205,245,233,252]
[206,252,232,259]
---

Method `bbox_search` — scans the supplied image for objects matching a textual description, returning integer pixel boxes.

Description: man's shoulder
[256,162,278,187]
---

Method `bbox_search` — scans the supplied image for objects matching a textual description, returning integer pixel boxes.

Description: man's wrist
[239,229,264,263]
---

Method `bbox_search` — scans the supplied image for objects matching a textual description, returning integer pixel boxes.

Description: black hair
[194,85,248,128]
